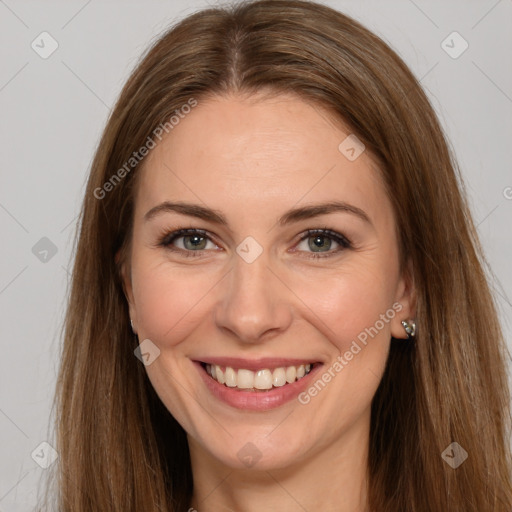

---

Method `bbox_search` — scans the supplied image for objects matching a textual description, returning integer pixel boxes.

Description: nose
[213,251,293,344]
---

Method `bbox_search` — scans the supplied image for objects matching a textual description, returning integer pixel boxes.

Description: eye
[294,229,352,259]
[159,228,219,257]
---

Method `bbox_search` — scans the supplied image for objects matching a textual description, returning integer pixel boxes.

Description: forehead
[135,93,391,229]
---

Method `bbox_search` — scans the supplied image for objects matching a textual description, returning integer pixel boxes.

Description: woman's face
[122,92,414,471]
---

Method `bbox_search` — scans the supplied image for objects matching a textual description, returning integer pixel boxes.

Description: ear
[116,249,138,334]
[390,260,416,340]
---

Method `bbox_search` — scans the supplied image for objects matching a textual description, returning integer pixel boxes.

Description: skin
[121,92,415,512]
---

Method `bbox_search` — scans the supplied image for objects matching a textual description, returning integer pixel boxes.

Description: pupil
[186,235,205,249]
[310,235,330,252]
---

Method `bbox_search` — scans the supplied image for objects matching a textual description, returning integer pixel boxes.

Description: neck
[188,411,370,512]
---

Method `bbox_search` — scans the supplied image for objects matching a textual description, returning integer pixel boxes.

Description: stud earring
[401,319,416,339]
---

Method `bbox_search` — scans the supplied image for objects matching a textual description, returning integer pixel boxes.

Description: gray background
[0,0,511,509]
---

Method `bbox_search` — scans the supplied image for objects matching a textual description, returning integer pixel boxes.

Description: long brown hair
[44,1,512,510]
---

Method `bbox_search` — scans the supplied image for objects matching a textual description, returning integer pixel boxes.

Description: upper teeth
[205,363,312,390]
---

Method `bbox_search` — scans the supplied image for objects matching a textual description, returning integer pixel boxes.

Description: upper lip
[196,357,321,371]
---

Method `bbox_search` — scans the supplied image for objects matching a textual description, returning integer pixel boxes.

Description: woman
[46,0,512,510]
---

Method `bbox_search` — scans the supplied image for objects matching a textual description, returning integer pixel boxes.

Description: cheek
[293,262,398,353]
[131,256,219,346]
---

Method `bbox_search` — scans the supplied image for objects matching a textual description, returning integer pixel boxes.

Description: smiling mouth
[200,362,317,392]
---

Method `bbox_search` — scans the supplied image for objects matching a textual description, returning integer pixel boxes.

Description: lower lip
[194,361,323,411]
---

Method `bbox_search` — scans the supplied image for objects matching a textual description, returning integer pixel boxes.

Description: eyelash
[157,227,352,259]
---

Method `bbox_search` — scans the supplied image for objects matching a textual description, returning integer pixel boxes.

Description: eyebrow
[144,200,372,226]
